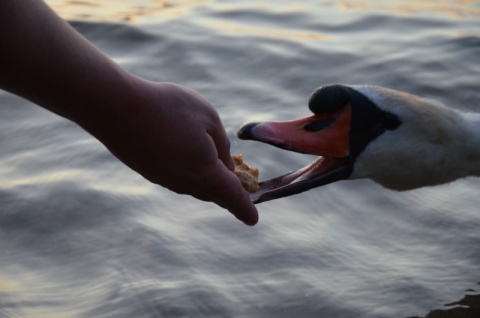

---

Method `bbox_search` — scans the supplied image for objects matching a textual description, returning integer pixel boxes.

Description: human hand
[0,0,257,224]
[94,81,259,225]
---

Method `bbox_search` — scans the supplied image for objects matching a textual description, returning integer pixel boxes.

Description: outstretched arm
[0,0,258,225]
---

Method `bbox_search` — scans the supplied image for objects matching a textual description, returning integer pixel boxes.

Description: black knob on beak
[237,122,259,140]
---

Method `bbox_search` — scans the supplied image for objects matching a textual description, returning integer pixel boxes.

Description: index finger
[204,160,259,225]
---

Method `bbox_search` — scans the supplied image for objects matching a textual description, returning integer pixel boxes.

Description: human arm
[0,0,258,225]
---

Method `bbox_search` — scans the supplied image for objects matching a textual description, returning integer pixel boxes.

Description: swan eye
[383,114,401,130]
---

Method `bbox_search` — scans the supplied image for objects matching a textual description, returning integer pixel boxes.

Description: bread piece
[232,154,259,193]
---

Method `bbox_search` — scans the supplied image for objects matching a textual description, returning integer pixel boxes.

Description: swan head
[238,84,473,203]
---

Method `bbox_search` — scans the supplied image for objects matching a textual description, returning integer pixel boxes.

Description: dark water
[1,1,480,317]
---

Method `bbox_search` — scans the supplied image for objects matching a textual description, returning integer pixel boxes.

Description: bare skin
[0,0,258,225]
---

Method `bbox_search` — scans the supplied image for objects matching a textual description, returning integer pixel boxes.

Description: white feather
[348,85,480,190]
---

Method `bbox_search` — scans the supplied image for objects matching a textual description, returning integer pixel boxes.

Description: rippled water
[1,1,480,317]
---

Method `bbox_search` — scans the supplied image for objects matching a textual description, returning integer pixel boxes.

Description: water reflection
[336,0,480,19]
[205,20,329,41]
[46,0,480,23]
[4,1,480,318]
[45,0,206,22]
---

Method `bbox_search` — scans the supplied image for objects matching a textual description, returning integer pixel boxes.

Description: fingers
[206,123,258,225]
[203,161,259,226]
[207,115,235,171]
[161,84,258,224]
[308,84,351,114]
[181,84,235,172]
[211,129,235,171]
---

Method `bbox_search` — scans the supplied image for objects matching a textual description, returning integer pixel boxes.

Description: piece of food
[232,154,259,193]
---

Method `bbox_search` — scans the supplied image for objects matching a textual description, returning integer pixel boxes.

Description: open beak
[237,105,353,203]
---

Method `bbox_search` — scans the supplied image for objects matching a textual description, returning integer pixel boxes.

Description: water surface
[1,1,480,317]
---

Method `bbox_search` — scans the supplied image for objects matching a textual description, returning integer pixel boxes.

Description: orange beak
[238,105,351,158]
[237,105,353,204]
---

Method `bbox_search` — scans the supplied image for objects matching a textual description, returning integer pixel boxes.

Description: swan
[237,84,480,203]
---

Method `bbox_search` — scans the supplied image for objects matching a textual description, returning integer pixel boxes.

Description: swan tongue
[237,105,352,203]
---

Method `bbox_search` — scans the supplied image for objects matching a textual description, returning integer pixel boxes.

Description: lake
[1,1,479,317]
